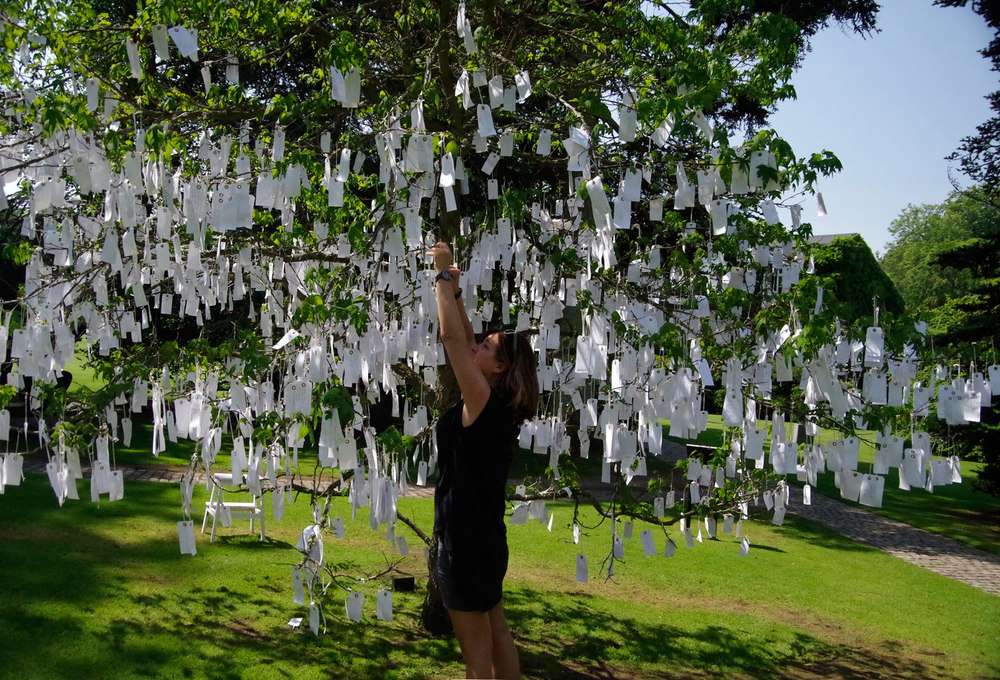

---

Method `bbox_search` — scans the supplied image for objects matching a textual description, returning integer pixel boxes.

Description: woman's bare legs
[448,602,520,679]
[449,608,492,678]
[488,602,520,679]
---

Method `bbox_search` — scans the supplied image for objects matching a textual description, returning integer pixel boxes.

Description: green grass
[1,475,998,679]
[63,341,105,394]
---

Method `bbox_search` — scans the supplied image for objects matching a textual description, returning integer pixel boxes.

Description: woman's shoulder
[487,387,511,410]
[459,387,510,428]
[436,399,464,429]
[484,388,516,430]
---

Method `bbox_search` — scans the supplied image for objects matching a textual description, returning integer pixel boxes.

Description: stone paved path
[790,490,1000,597]
[16,459,999,596]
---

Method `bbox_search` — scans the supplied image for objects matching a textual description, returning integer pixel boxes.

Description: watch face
[436,270,451,281]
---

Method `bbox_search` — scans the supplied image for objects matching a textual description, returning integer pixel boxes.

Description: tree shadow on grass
[503,587,956,680]
[0,477,458,679]
[771,513,885,554]
[2,539,460,679]
[84,583,462,680]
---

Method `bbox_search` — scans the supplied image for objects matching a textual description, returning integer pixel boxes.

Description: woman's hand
[427,242,453,274]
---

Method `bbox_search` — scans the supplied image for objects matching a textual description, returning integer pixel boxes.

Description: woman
[428,242,538,680]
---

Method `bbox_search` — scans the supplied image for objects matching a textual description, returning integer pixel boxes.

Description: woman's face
[471,332,507,382]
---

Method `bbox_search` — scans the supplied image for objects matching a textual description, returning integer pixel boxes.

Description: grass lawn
[63,341,105,394]
[1,475,998,679]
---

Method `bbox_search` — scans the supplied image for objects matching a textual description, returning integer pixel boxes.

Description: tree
[931,189,1000,495]
[1,0,965,635]
[879,192,988,337]
[933,192,1000,346]
[689,0,879,130]
[909,0,1000,496]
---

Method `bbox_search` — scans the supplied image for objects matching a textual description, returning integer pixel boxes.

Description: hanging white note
[477,104,497,137]
[376,589,393,622]
[167,26,199,61]
[345,591,364,622]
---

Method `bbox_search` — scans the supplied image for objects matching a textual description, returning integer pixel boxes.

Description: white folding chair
[201,472,265,542]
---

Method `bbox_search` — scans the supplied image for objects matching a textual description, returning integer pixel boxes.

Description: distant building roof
[809,233,859,245]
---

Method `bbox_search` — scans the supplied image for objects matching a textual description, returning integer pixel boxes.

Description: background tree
[688,0,879,130]
[880,191,999,494]
[930,189,1000,495]
[879,192,984,337]
[933,191,1000,347]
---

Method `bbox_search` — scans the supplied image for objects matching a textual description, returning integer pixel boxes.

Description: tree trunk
[420,537,453,635]
[397,512,452,635]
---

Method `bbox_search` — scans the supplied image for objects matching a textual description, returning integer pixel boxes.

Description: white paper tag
[177,520,197,555]
[346,591,364,622]
[376,589,393,622]
[476,104,497,137]
[167,25,199,61]
[639,530,655,556]
[509,503,529,525]
[536,129,552,156]
[309,603,320,635]
[292,565,305,604]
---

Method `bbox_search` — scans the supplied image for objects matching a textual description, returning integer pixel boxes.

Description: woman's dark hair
[489,329,539,425]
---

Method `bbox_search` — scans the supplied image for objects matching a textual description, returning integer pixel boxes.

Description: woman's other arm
[429,243,491,422]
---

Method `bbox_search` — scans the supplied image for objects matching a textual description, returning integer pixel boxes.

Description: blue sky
[769,0,996,256]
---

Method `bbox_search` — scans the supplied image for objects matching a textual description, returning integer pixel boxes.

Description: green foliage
[0,385,15,410]
[1,241,32,266]
[933,201,1000,346]
[375,425,415,457]
[321,384,355,430]
[811,234,904,325]
[879,191,987,336]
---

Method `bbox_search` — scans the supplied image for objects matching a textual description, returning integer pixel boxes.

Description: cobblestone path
[790,490,1000,597]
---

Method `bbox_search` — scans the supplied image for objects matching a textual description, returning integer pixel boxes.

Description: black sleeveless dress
[433,389,514,611]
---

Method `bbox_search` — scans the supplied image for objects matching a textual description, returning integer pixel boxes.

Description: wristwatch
[435,270,452,282]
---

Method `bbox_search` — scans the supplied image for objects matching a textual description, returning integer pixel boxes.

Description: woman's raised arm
[428,242,491,422]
